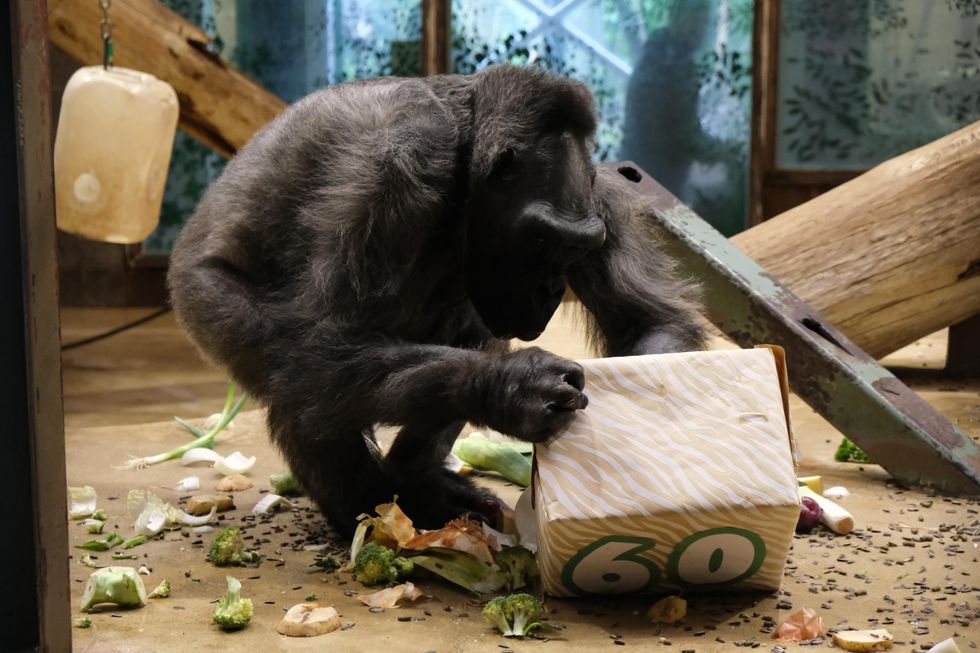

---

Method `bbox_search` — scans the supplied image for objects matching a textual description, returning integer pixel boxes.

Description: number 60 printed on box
[531,349,799,597]
[560,528,767,595]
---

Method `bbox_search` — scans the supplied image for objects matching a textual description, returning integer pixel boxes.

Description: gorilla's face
[466,132,606,340]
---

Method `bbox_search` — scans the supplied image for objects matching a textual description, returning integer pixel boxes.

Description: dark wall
[1,5,43,647]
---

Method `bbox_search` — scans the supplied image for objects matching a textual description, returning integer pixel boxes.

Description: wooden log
[733,120,980,358]
[48,0,286,158]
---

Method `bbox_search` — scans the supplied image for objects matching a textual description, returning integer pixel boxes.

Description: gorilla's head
[465,66,605,340]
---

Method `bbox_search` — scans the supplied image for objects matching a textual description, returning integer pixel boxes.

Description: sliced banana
[832,629,894,652]
[277,602,342,637]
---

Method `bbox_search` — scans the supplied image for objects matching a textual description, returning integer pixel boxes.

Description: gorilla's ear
[470,65,597,177]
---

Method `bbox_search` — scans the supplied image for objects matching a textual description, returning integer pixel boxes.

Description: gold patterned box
[532,347,798,597]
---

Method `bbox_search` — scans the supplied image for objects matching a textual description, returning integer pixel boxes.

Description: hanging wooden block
[54,66,178,244]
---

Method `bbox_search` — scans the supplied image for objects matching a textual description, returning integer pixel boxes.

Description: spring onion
[117,381,247,470]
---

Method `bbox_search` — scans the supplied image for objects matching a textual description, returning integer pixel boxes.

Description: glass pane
[777,0,980,169]
[327,0,423,81]
[452,0,753,235]
[144,0,421,254]
[144,0,228,255]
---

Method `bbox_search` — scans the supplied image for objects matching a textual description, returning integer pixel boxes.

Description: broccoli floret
[91,508,108,521]
[392,555,414,578]
[495,546,539,590]
[314,553,341,571]
[834,437,872,463]
[482,596,513,634]
[80,554,101,568]
[213,576,253,631]
[208,527,261,566]
[269,471,306,496]
[503,593,545,636]
[74,616,92,628]
[353,542,413,586]
[482,593,552,638]
[148,579,171,599]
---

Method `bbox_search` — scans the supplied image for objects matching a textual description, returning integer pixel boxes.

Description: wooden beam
[48,0,286,158]
[733,120,980,359]
[422,0,451,76]
[748,0,780,227]
[6,0,71,648]
[763,168,863,187]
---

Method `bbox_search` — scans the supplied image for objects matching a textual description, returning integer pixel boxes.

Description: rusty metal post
[605,162,980,494]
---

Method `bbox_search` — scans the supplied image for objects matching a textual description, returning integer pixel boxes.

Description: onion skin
[796,496,822,533]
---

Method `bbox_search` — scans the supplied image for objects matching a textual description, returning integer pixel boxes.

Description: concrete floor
[61,306,979,652]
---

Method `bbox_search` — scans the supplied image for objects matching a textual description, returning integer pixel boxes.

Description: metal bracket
[607,162,980,494]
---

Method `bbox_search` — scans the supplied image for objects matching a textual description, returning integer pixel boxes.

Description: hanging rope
[99,0,113,69]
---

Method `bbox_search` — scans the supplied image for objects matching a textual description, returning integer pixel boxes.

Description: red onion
[796,496,822,533]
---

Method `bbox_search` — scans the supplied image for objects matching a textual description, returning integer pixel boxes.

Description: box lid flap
[534,348,798,522]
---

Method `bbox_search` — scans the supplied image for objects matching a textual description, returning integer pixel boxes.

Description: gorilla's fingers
[547,383,588,411]
[477,347,593,442]
[560,363,586,391]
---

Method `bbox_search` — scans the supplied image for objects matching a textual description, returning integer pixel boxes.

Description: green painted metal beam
[606,162,980,494]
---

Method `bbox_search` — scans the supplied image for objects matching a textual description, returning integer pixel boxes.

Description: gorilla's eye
[489,149,521,184]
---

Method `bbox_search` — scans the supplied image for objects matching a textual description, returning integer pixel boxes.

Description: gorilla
[168,65,703,534]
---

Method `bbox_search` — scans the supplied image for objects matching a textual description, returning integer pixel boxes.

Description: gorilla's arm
[268,332,585,445]
[257,329,585,530]
[567,168,705,356]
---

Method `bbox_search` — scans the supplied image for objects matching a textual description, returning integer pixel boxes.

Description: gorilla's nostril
[618,166,642,182]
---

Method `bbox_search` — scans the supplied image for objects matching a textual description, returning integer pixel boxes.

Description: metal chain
[99,0,113,69]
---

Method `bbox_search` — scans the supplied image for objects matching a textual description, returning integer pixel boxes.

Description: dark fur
[168,65,703,534]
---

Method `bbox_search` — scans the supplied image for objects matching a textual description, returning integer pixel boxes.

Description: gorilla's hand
[479,347,588,442]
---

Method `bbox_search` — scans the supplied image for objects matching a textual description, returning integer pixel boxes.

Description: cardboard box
[531,347,798,597]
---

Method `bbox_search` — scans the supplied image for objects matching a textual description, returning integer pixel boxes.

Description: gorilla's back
[167,75,470,393]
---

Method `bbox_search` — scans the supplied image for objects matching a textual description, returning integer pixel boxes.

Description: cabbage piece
[80,566,147,612]
[252,493,293,515]
[128,488,216,535]
[68,485,98,520]
[175,476,201,492]
[180,448,222,467]
[214,451,256,476]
